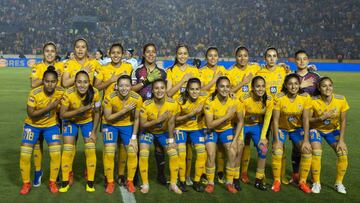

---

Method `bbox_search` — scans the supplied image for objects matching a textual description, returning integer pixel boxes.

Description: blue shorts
[140,132,168,147]
[63,120,93,138]
[22,124,61,145]
[175,129,205,144]
[102,124,133,145]
[205,128,234,144]
[277,128,305,144]
[310,129,340,145]
[244,124,267,159]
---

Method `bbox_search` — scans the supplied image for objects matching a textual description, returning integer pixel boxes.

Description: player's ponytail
[43,65,58,80]
[251,76,267,107]
[182,78,201,105]
[211,76,230,100]
[75,70,94,106]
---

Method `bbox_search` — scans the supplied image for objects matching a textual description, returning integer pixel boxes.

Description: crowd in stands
[0,0,359,59]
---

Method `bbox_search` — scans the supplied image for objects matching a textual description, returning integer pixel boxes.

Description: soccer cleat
[33,170,43,187]
[299,182,312,193]
[178,181,188,192]
[289,173,300,185]
[69,171,74,186]
[186,176,193,186]
[126,181,136,193]
[20,182,31,195]
[226,183,237,193]
[272,180,281,192]
[233,179,242,191]
[169,184,182,194]
[105,182,114,194]
[335,183,347,194]
[200,174,208,185]
[140,184,149,194]
[311,183,321,194]
[192,181,204,192]
[86,182,95,192]
[217,172,225,184]
[254,178,267,191]
[49,181,59,193]
[241,172,250,184]
[117,175,126,186]
[59,182,70,193]
[204,184,214,193]
[157,174,168,186]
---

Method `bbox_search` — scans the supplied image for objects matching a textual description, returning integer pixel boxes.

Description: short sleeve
[341,97,350,112]
[136,97,143,111]
[27,93,36,107]
[304,95,312,109]
[61,94,70,107]
[204,99,213,115]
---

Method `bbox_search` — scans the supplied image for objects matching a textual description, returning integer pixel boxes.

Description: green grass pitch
[0,67,359,202]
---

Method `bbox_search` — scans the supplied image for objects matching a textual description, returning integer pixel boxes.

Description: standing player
[228,46,261,184]
[290,50,321,183]
[20,67,64,194]
[138,79,181,194]
[62,38,101,88]
[124,48,138,73]
[271,73,313,193]
[59,71,101,192]
[309,77,349,194]
[203,76,244,193]
[102,75,142,194]
[132,43,167,185]
[175,78,207,192]
[30,42,64,187]
[238,76,273,191]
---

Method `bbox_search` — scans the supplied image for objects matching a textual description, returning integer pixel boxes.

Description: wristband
[142,79,150,86]
[167,138,174,144]
[131,134,137,140]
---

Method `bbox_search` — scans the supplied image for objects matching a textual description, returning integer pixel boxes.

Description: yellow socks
[33,143,42,171]
[234,167,240,179]
[206,167,216,184]
[139,149,149,185]
[255,168,265,179]
[241,145,251,175]
[84,143,97,181]
[104,145,116,183]
[299,153,312,183]
[186,143,193,178]
[118,144,127,177]
[49,145,61,182]
[167,148,179,185]
[61,144,75,181]
[20,146,33,183]
[126,146,138,181]
[178,145,187,182]
[194,145,206,182]
[311,149,322,183]
[272,148,283,182]
[335,151,348,184]
[225,167,236,184]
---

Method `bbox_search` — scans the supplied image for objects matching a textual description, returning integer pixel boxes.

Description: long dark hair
[264,47,279,58]
[43,66,58,80]
[170,44,189,70]
[251,76,267,107]
[75,70,94,106]
[281,73,303,94]
[96,49,104,60]
[151,78,166,99]
[181,78,201,104]
[141,43,157,65]
[211,76,230,100]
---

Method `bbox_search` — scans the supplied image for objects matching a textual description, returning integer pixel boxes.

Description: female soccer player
[20,66,64,195]
[309,77,349,194]
[228,46,261,184]
[30,42,64,187]
[166,44,200,100]
[102,75,142,194]
[138,79,181,194]
[203,76,244,193]
[175,78,207,192]
[132,43,167,185]
[59,71,101,192]
[271,73,312,193]
[62,38,101,88]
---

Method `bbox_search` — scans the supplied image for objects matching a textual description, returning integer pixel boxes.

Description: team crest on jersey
[288,116,295,122]
[270,86,277,93]
[278,74,282,79]
[324,119,331,125]
[250,115,256,121]
[242,85,249,92]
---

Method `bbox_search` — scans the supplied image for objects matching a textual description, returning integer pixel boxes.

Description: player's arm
[59,103,92,119]
[205,106,234,130]
[27,99,60,118]
[62,71,75,88]
[272,109,280,142]
[339,111,347,143]
[233,110,244,141]
[31,78,43,88]
[103,102,136,122]
[90,105,101,136]
[94,73,118,91]
[166,75,188,97]
[261,104,273,140]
